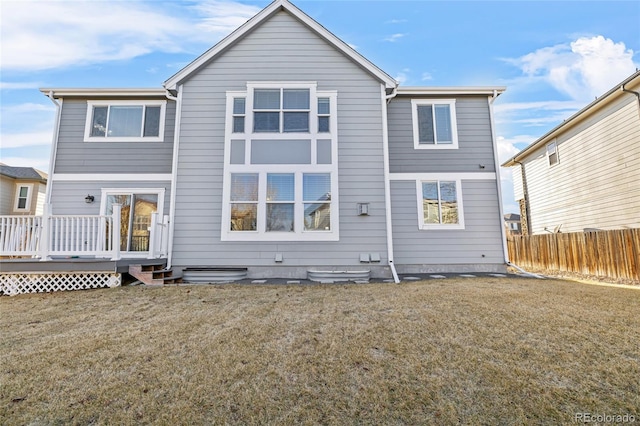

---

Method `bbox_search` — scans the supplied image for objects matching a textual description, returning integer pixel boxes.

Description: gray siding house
[503,70,640,235]
[38,0,507,281]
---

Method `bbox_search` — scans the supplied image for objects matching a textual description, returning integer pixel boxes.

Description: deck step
[129,263,182,286]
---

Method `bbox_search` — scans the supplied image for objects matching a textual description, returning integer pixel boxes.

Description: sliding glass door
[104,192,160,252]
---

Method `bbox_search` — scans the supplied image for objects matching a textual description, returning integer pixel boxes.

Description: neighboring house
[0,164,48,216]
[504,213,522,236]
[503,70,640,235]
[35,0,507,280]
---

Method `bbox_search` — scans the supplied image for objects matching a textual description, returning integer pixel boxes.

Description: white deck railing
[0,216,43,256]
[1,204,170,261]
[1,204,122,260]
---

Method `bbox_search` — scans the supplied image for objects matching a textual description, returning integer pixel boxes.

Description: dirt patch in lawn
[1,277,638,424]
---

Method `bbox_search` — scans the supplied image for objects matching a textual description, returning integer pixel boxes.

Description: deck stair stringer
[129,262,183,286]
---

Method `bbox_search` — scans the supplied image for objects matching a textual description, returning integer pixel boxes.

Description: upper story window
[411,99,458,150]
[223,82,339,242]
[253,88,310,133]
[417,179,465,230]
[547,140,559,166]
[84,100,166,142]
[13,184,33,212]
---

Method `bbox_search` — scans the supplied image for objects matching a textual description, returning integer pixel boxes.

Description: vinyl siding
[171,10,388,269]
[388,96,496,173]
[53,99,175,174]
[521,95,640,234]
[390,180,504,265]
[48,181,171,216]
[0,177,14,215]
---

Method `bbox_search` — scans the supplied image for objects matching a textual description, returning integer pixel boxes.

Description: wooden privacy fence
[507,229,640,282]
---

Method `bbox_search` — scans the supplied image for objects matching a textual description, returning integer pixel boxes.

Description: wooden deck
[0,257,166,274]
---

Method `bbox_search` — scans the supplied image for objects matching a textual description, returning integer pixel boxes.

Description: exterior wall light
[85,194,95,203]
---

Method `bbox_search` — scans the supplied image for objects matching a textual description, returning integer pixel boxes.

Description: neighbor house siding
[521,95,640,234]
[171,10,388,272]
[53,99,175,174]
[0,178,15,215]
[387,96,496,173]
[390,180,504,269]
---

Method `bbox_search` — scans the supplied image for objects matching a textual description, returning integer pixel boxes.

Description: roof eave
[396,86,506,96]
[40,88,168,98]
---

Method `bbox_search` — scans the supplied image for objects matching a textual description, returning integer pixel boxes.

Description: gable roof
[502,69,640,167]
[164,0,397,91]
[0,164,48,182]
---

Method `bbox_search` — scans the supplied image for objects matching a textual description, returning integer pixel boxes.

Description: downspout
[381,85,400,283]
[165,86,182,269]
[44,91,63,205]
[621,83,640,118]
[488,90,510,268]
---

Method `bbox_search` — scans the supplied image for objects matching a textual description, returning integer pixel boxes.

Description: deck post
[39,204,51,261]
[148,212,159,259]
[111,204,121,261]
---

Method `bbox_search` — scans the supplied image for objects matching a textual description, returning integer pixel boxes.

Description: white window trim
[84,100,167,143]
[546,140,559,167]
[221,83,339,242]
[13,183,34,212]
[411,99,459,150]
[415,179,465,230]
[99,188,165,256]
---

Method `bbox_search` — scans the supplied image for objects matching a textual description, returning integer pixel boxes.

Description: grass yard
[1,277,639,425]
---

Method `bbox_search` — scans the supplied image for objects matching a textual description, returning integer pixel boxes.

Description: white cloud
[421,72,433,81]
[347,43,359,51]
[1,130,53,149]
[2,102,56,114]
[395,73,408,85]
[0,0,260,71]
[385,19,408,24]
[507,36,636,102]
[384,33,407,43]
[0,154,51,171]
[0,82,43,90]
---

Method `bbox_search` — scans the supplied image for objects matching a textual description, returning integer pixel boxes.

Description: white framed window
[84,100,166,142]
[547,140,559,166]
[416,179,465,230]
[13,184,33,212]
[411,99,458,149]
[222,82,339,241]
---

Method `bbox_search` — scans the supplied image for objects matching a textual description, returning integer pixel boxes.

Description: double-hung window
[13,184,33,212]
[417,180,465,229]
[223,82,339,241]
[411,99,458,149]
[84,100,166,142]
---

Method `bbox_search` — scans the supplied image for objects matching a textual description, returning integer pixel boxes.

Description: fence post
[111,204,121,261]
[39,203,51,261]
[148,212,159,259]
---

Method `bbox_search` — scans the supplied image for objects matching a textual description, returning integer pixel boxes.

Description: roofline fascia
[163,0,397,90]
[40,88,167,98]
[396,86,506,96]
[502,70,640,167]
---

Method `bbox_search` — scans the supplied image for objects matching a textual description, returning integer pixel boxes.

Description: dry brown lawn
[1,277,639,425]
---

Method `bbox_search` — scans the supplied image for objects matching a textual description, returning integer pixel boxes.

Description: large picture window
[417,180,465,229]
[85,101,166,142]
[411,99,458,149]
[223,83,338,241]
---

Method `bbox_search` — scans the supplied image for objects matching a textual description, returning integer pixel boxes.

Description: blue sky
[1,0,639,213]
